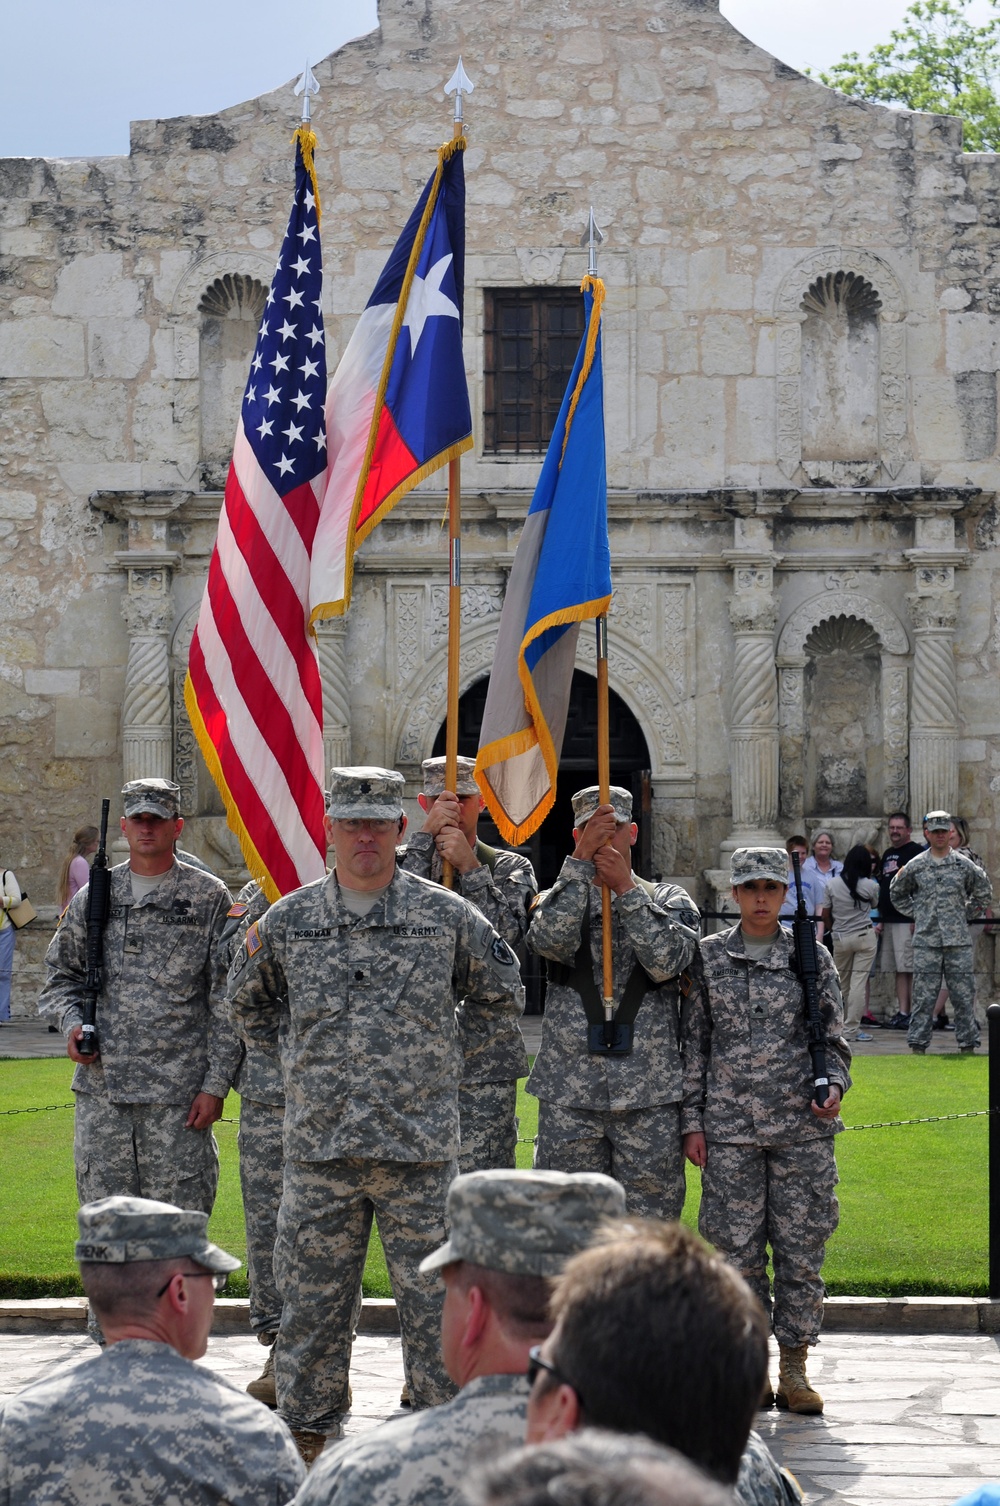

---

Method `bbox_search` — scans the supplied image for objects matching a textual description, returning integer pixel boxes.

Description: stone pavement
[2,1327,1000,1504]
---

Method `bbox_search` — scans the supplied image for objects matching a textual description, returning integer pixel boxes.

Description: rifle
[78,799,111,1059]
[790,851,830,1108]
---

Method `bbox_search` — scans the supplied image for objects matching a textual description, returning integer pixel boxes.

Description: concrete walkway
[2,1327,1000,1504]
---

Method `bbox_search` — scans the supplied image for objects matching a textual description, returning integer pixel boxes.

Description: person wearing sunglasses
[0,1196,304,1505]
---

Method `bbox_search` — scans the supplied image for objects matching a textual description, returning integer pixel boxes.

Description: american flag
[185,131,328,900]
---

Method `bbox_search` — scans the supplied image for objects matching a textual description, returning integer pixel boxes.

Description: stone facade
[3,0,1000,1011]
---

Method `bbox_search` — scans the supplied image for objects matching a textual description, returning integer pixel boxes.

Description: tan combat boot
[289,1429,329,1466]
[776,1344,823,1415]
[246,1346,276,1408]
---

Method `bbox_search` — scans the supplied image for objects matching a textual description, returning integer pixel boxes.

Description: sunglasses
[526,1344,583,1406]
[155,1270,227,1298]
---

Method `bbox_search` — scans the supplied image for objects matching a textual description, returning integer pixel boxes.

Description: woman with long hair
[821,845,880,1042]
[57,825,99,913]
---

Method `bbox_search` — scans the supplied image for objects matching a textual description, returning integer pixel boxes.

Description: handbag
[7,896,36,929]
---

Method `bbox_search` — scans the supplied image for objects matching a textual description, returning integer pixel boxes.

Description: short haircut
[463,1430,731,1506]
[80,1257,187,1324]
[888,811,910,826]
[446,1261,552,1341]
[785,836,808,854]
[546,1222,768,1485]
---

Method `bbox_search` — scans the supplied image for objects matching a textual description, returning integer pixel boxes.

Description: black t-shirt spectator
[878,841,923,923]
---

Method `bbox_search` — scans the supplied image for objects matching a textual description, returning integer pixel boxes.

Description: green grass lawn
[0,1054,988,1298]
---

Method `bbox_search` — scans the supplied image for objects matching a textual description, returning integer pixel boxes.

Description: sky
[1,0,997,160]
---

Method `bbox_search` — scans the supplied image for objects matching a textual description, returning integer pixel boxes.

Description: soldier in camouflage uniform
[227,767,522,1460]
[524,1219,801,1506]
[890,810,993,1055]
[296,1168,625,1506]
[38,779,239,1230]
[399,755,536,1173]
[526,785,699,1220]
[0,1195,304,1505]
[682,847,851,1417]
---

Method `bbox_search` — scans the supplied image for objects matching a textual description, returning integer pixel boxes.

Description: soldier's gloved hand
[573,806,617,862]
[683,1131,707,1167]
[67,1025,100,1064]
[810,1086,842,1122]
[420,790,462,836]
[186,1092,225,1130]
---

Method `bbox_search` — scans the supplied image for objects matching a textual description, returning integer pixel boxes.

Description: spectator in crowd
[890,810,993,1057]
[803,831,842,888]
[523,1219,800,1506]
[821,846,880,1043]
[0,864,21,1026]
[295,1169,625,1506]
[57,824,99,912]
[0,1196,304,1505]
[877,812,924,1030]
[778,837,824,940]
[464,1432,733,1506]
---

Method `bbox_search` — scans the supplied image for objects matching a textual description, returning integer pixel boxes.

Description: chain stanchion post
[990,1004,1000,1299]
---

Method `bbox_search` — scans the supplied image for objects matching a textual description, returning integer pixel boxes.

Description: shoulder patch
[245,921,263,957]
[227,902,250,919]
[492,936,516,967]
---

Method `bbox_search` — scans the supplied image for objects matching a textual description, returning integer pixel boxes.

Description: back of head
[464,1431,732,1506]
[842,844,875,901]
[548,1221,768,1484]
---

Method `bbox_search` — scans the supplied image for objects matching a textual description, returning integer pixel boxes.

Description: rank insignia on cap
[359,780,371,794]
[227,903,249,919]
[246,922,262,957]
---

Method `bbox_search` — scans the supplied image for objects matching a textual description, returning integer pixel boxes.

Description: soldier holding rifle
[681,847,851,1416]
[38,780,239,1236]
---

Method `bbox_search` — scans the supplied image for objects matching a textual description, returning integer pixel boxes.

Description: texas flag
[310,139,472,622]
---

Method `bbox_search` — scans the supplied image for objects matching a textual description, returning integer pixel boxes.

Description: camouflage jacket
[38,860,240,1104]
[226,866,522,1162]
[890,849,994,945]
[681,925,851,1147]
[296,1371,530,1506]
[736,1431,803,1506]
[0,1337,305,1506]
[526,857,700,1111]
[223,880,284,1107]
[398,834,535,1084]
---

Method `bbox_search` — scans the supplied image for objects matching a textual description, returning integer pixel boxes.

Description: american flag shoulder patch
[227,902,249,919]
[246,921,263,957]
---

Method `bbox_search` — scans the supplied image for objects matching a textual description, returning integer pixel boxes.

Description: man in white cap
[0,1196,304,1505]
[227,767,522,1461]
[682,847,851,1416]
[295,1168,625,1506]
[526,785,699,1221]
[399,754,537,1172]
[38,779,240,1312]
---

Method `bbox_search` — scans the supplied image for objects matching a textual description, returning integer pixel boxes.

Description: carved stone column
[908,591,960,819]
[777,659,806,825]
[728,588,781,842]
[315,617,352,774]
[120,578,175,785]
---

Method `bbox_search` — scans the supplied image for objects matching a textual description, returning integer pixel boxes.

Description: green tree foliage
[818,0,1000,151]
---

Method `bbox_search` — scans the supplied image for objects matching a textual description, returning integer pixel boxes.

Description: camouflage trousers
[699,1137,838,1348]
[74,1093,220,1344]
[273,1157,457,1434]
[533,1100,685,1221]
[908,942,979,1051]
[238,1097,284,1339]
[458,1079,518,1174]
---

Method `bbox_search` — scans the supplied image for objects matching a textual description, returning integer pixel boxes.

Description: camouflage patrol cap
[75,1196,241,1272]
[923,809,952,831]
[419,1169,626,1277]
[326,766,405,820]
[572,785,633,827]
[730,847,789,887]
[121,778,181,820]
[421,755,480,798]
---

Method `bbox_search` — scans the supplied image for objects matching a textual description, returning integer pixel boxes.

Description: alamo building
[3,0,1000,1012]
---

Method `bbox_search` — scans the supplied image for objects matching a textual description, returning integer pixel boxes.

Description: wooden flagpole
[442,60,474,889]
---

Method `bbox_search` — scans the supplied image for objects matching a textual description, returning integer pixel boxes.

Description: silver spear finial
[580,207,605,276]
[295,62,320,123]
[444,57,475,128]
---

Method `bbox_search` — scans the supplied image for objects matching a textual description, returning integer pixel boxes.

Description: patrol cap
[75,1196,242,1272]
[923,810,952,831]
[419,1169,626,1277]
[730,847,789,887]
[421,755,480,798]
[121,778,181,820]
[326,766,404,821]
[572,785,633,827]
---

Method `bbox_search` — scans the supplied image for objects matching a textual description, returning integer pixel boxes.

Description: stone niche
[803,615,883,817]
[198,274,268,490]
[800,272,881,485]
